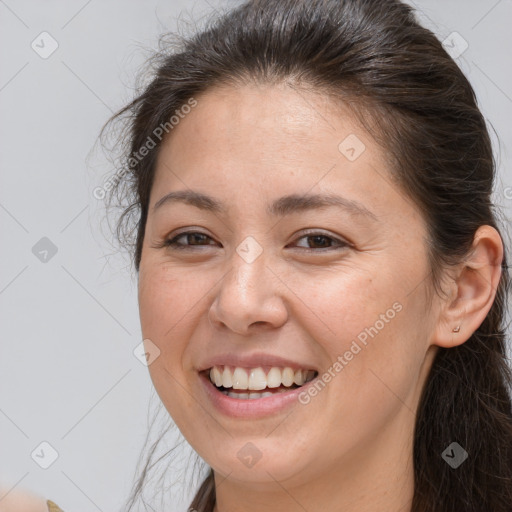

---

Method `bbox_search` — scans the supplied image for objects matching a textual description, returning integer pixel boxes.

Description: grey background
[1,1,511,511]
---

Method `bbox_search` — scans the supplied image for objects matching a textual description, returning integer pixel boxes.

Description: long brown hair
[103,1,512,510]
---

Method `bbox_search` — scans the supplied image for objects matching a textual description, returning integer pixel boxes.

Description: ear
[432,225,504,348]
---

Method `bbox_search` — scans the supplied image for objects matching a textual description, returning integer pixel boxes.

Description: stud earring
[452,325,461,333]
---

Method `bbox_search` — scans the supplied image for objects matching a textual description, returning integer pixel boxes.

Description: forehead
[154,83,378,182]
[150,83,420,229]
[164,82,358,152]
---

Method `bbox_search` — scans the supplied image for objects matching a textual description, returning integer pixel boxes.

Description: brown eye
[303,235,333,249]
[165,231,217,249]
[162,230,349,252]
[291,232,349,252]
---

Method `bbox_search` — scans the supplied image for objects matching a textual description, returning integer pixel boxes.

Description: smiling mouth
[204,365,319,399]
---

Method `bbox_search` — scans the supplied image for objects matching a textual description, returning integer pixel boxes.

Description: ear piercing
[452,325,461,333]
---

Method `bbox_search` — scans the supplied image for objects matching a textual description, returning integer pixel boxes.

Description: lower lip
[199,372,317,419]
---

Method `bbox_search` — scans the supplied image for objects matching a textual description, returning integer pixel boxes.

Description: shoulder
[46,501,65,512]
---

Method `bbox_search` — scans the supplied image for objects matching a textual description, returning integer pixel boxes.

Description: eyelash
[163,230,349,252]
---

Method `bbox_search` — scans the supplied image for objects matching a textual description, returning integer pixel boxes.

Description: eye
[161,230,349,252]
[288,231,349,252]
[164,231,218,250]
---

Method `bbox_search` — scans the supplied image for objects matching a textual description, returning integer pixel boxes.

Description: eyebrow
[153,190,378,221]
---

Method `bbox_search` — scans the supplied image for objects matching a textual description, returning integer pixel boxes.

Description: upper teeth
[208,366,316,390]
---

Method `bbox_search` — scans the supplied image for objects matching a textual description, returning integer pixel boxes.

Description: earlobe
[432,225,504,349]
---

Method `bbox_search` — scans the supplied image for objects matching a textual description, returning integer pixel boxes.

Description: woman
[50,0,512,510]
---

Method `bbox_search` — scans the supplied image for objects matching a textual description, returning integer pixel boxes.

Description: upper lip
[197,352,320,373]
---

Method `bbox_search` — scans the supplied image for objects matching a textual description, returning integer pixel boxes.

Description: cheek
[138,265,206,421]
[282,263,383,344]
[138,263,207,340]
[324,302,429,442]
[137,264,207,400]
[296,261,427,410]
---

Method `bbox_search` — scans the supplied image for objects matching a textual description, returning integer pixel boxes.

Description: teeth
[221,367,233,388]
[266,367,282,388]
[249,368,267,390]
[208,366,316,390]
[211,367,223,387]
[226,390,280,399]
[232,367,248,389]
[282,367,294,387]
[293,369,304,386]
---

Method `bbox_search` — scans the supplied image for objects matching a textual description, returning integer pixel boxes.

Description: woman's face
[138,83,439,489]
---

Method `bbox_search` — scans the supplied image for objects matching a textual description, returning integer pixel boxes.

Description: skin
[0,487,49,512]
[138,82,503,512]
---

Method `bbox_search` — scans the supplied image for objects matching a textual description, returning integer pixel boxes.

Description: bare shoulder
[0,486,50,512]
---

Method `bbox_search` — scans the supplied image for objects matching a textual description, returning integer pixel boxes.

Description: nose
[208,249,289,335]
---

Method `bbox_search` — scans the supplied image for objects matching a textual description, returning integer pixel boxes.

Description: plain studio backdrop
[1,1,511,511]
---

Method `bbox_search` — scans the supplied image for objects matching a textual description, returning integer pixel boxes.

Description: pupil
[190,233,206,245]
[310,235,329,248]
